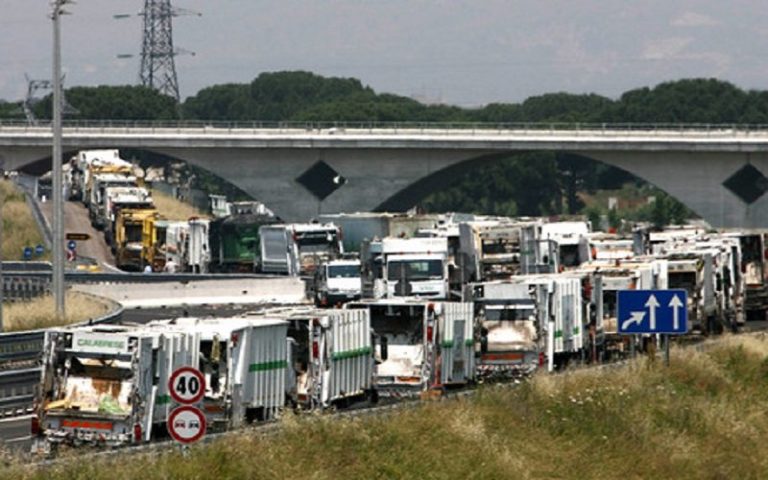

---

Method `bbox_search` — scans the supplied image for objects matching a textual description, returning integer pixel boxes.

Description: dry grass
[5,335,768,479]
[151,189,207,221]
[0,180,48,261]
[2,291,114,332]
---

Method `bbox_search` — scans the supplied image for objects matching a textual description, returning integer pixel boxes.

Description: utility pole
[0,161,4,332]
[51,0,71,319]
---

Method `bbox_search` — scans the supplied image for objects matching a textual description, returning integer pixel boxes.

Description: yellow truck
[115,208,159,271]
[141,213,175,272]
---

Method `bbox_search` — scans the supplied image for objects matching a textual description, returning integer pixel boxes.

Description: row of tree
[3,73,756,219]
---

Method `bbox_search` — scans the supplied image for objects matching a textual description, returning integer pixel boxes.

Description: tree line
[3,74,763,223]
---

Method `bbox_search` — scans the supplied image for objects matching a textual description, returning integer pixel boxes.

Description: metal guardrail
[0,332,45,366]
[3,277,50,302]
[1,262,52,273]
[0,369,38,417]
[15,174,53,248]
[3,119,768,134]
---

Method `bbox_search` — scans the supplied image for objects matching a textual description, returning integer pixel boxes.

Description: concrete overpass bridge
[2,120,768,227]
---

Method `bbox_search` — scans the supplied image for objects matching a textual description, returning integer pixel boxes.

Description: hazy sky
[2,1,768,106]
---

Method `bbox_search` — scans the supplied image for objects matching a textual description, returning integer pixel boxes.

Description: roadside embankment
[1,180,48,261]
[4,335,768,478]
[2,291,116,332]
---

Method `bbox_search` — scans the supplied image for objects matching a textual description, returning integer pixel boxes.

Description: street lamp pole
[0,171,4,332]
[51,0,70,318]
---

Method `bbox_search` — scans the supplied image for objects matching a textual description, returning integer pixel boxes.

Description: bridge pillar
[585,151,768,228]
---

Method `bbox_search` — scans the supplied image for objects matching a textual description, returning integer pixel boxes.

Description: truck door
[227,327,249,428]
[39,331,63,412]
[451,319,466,383]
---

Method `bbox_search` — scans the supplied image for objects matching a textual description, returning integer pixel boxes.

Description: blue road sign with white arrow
[617,289,688,335]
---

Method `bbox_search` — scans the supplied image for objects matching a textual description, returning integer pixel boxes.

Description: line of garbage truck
[34,149,768,449]
[33,207,768,449]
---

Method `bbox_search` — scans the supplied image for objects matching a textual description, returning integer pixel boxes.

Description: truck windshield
[482,239,517,255]
[328,265,359,278]
[296,231,339,248]
[125,225,143,243]
[559,244,581,267]
[669,272,697,293]
[387,259,443,281]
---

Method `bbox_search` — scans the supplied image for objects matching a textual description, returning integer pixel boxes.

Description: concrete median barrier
[72,276,308,308]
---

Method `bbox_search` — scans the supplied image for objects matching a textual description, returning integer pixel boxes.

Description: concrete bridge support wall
[584,151,768,229]
[161,147,477,222]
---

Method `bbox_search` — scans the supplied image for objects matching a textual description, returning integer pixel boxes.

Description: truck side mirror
[480,328,488,354]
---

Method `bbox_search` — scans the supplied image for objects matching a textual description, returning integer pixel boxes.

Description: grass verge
[1,180,48,261]
[4,335,768,479]
[2,291,115,332]
[151,189,207,221]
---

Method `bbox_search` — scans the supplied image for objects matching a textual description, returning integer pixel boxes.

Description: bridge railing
[3,119,768,134]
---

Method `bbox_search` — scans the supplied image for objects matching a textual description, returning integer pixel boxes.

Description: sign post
[65,233,90,241]
[168,366,207,448]
[618,289,688,366]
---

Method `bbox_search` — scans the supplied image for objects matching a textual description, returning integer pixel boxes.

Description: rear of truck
[35,328,157,450]
[282,308,374,409]
[348,301,431,397]
[472,282,541,379]
[738,232,768,320]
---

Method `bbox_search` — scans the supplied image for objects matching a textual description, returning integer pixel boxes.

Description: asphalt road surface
[39,199,115,269]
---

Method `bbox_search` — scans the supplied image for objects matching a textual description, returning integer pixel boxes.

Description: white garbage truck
[346,299,475,396]
[34,325,195,449]
[261,307,376,409]
[260,223,343,275]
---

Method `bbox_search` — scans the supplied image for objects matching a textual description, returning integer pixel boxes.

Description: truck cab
[315,258,362,306]
[381,237,449,299]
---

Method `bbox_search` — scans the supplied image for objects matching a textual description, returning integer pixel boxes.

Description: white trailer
[469,280,543,377]
[347,300,475,396]
[152,317,290,427]
[88,174,139,228]
[103,186,153,232]
[186,218,210,273]
[575,258,667,358]
[261,307,375,409]
[69,149,125,202]
[541,221,592,268]
[458,220,556,282]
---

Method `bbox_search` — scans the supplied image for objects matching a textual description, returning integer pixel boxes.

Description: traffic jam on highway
[26,150,768,452]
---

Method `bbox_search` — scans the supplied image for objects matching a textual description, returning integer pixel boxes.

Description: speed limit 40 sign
[169,366,206,405]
